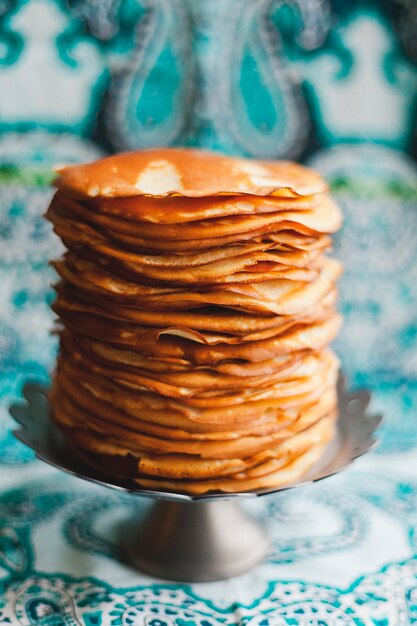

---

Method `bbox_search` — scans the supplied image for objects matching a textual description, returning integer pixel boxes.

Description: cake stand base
[122,499,268,582]
[10,379,382,582]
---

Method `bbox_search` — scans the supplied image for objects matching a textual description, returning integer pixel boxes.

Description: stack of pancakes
[46,148,342,494]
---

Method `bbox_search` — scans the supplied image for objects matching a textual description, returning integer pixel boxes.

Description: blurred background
[0,0,416,463]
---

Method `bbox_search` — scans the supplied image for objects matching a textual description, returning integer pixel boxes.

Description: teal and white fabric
[0,1,417,623]
[2,456,417,624]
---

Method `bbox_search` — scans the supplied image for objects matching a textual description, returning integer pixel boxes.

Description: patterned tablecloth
[2,424,417,625]
[1,0,417,623]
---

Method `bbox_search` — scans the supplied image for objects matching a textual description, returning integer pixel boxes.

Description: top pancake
[55,148,328,199]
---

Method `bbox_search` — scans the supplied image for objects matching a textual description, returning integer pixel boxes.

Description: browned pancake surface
[47,148,342,494]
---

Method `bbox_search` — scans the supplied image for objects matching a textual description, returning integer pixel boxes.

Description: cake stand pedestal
[10,379,381,582]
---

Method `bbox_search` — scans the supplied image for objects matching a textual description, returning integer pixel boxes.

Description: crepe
[51,250,334,312]
[47,147,342,494]
[55,189,323,223]
[55,147,328,198]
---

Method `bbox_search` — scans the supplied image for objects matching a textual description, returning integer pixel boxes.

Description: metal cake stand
[10,379,381,582]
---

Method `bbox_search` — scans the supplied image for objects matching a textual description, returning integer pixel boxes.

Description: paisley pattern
[296,9,417,149]
[0,480,73,576]
[262,485,367,564]
[0,475,417,624]
[62,493,144,560]
[310,144,417,385]
[187,0,330,158]
[0,0,417,622]
[0,1,107,134]
[0,464,414,621]
[307,143,417,454]
[0,131,102,464]
[105,0,193,150]
[60,485,367,567]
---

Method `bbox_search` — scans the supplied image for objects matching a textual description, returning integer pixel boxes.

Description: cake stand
[10,379,381,582]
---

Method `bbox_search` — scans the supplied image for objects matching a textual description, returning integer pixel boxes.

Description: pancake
[47,193,341,243]
[55,190,322,224]
[52,244,326,286]
[52,255,339,315]
[53,304,341,366]
[56,339,339,407]
[56,355,336,427]
[134,442,331,493]
[59,366,337,437]
[51,260,327,316]
[52,379,334,462]
[53,282,342,337]
[50,210,334,252]
[60,329,337,391]
[55,147,328,198]
[47,147,342,494]
[57,415,334,491]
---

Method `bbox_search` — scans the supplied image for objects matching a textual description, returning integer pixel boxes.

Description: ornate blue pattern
[262,485,367,564]
[187,0,330,158]
[309,144,417,387]
[0,1,108,134]
[105,0,193,150]
[62,493,144,560]
[297,9,417,149]
[0,479,73,576]
[0,469,414,577]
[0,559,417,625]
[0,132,102,465]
